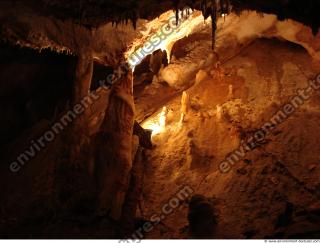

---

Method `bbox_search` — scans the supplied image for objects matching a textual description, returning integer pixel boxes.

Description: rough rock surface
[139,33,320,239]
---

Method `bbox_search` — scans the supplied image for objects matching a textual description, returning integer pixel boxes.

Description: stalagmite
[120,142,144,237]
[95,67,135,219]
[180,91,190,123]
[159,106,167,128]
[216,104,222,120]
[227,84,233,99]
[120,122,152,234]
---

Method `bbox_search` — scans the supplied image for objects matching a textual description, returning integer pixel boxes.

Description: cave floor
[139,38,320,239]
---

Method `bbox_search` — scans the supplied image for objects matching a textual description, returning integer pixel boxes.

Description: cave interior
[1,0,320,239]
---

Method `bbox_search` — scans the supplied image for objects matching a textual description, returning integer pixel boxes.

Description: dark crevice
[0,41,77,146]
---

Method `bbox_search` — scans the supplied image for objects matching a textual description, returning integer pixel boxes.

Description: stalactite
[130,10,138,30]
[201,0,207,17]
[220,0,230,22]
[220,0,224,13]
[203,0,214,20]
[199,2,203,23]
[174,0,180,26]
[176,9,179,26]
[211,0,217,50]
[132,19,137,30]
[226,0,230,14]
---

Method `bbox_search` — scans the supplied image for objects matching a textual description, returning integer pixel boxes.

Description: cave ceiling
[0,0,319,66]
[11,0,320,32]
